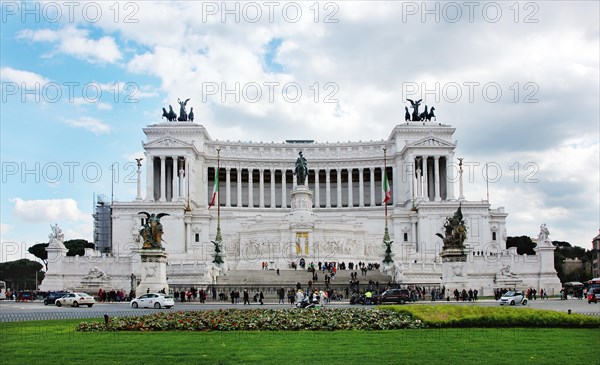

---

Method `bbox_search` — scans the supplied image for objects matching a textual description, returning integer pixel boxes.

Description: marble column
[259,168,265,208]
[416,158,422,198]
[237,169,242,207]
[325,169,331,208]
[422,156,429,201]
[281,170,287,208]
[225,168,231,207]
[185,158,190,202]
[434,156,441,201]
[314,169,320,208]
[270,170,276,208]
[159,156,166,202]
[369,167,375,207]
[359,168,364,207]
[336,169,342,208]
[178,159,185,202]
[248,168,254,208]
[170,157,177,202]
[347,168,353,207]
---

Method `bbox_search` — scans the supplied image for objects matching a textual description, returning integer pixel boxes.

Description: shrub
[77,308,426,332]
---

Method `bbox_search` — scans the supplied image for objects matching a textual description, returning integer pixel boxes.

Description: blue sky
[1,1,598,262]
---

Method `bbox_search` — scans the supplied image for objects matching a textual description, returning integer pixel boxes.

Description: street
[1,298,598,322]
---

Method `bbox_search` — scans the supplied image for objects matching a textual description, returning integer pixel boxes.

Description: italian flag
[382,170,391,204]
[208,169,218,209]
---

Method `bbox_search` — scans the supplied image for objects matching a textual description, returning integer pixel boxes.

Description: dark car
[44,292,68,305]
[374,289,410,304]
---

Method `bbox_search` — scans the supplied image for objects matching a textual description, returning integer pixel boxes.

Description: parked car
[131,293,174,309]
[587,288,600,304]
[44,292,68,305]
[55,292,95,307]
[16,291,34,302]
[499,291,527,306]
[374,289,411,304]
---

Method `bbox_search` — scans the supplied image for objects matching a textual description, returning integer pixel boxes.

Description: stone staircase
[216,269,392,286]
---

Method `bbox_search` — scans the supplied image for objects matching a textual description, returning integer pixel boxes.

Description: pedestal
[440,248,468,290]
[135,249,169,296]
[289,185,315,222]
[38,239,68,291]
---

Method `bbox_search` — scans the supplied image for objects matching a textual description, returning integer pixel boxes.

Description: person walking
[243,289,250,305]
[259,290,264,305]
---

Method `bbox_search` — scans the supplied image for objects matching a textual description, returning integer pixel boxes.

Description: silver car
[499,291,527,306]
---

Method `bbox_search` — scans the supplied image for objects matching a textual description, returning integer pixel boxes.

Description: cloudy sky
[1,1,598,262]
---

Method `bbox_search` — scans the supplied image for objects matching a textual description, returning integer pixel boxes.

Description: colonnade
[145,155,189,202]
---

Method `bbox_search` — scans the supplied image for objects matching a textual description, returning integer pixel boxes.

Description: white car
[499,291,527,306]
[131,293,174,309]
[55,292,95,307]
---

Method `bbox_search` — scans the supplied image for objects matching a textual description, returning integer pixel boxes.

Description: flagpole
[212,147,223,265]
[384,147,388,220]
[216,148,222,241]
[382,146,393,263]
[383,147,389,241]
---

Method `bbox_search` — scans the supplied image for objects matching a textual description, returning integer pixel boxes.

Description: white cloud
[62,116,111,134]
[0,67,49,85]
[17,26,122,64]
[0,223,12,241]
[123,151,145,161]
[10,198,89,222]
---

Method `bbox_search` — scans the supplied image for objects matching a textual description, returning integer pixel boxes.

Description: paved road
[1,298,598,322]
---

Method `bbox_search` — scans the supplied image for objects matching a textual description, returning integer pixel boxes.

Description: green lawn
[1,320,597,365]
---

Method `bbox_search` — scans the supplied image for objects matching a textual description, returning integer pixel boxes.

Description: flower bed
[380,305,600,328]
[77,308,425,332]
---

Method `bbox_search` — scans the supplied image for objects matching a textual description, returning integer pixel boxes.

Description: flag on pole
[208,169,218,209]
[382,170,391,204]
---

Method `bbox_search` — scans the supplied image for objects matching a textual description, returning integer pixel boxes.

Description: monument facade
[40,103,561,296]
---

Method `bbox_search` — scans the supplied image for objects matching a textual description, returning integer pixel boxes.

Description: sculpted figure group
[138,212,170,250]
[406,99,436,122]
[436,205,468,250]
[162,98,194,122]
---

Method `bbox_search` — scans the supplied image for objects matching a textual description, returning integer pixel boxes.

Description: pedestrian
[243,289,250,305]
[259,290,264,305]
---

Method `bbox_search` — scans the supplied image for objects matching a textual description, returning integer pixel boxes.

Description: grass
[380,304,600,327]
[1,319,598,365]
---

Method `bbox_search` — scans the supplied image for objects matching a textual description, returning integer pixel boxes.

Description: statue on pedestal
[138,212,170,249]
[537,223,552,246]
[436,205,468,250]
[294,151,308,186]
[538,223,549,242]
[177,98,190,121]
[49,223,65,242]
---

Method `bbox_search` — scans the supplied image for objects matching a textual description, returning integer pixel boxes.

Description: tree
[552,241,593,283]
[0,259,45,291]
[506,236,536,255]
[64,239,95,256]
[28,243,49,271]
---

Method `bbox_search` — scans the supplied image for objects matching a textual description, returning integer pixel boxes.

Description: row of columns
[410,155,454,202]
[215,167,390,208]
[146,155,189,202]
